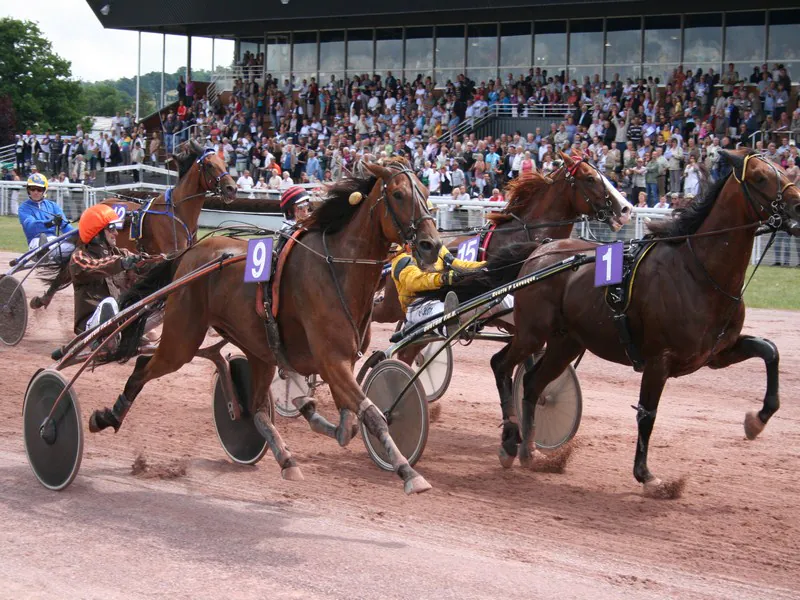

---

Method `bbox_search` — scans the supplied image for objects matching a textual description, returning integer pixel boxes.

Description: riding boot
[89,394,132,433]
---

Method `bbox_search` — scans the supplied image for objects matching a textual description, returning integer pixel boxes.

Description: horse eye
[393,190,404,200]
[586,176,595,183]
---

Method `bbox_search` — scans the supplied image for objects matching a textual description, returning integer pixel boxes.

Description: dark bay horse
[90,159,443,494]
[490,149,800,496]
[373,153,634,366]
[33,139,236,308]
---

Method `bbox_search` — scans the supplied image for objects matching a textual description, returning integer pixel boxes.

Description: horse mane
[167,142,203,179]
[487,170,557,224]
[303,158,413,234]
[646,164,725,240]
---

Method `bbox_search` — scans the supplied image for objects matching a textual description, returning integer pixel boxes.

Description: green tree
[80,82,134,116]
[0,17,85,133]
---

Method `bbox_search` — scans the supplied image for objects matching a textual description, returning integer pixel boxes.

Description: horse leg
[31,263,71,309]
[293,394,359,448]
[632,362,669,493]
[89,313,207,433]
[708,335,780,440]
[517,338,583,469]
[491,341,538,468]
[247,356,304,481]
[321,358,431,494]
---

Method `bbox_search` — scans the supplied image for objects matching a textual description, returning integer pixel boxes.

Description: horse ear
[189,138,205,156]
[719,149,745,179]
[364,161,392,183]
[559,151,575,167]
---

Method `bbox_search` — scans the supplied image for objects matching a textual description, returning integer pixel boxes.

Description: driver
[68,203,163,336]
[17,173,76,263]
[279,185,312,231]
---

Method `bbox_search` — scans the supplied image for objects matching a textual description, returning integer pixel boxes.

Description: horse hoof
[498,447,516,469]
[404,474,432,495]
[643,477,686,500]
[281,466,305,481]
[744,410,766,440]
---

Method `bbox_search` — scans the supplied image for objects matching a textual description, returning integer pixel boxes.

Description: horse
[32,138,236,309]
[372,152,634,366]
[89,159,444,494]
[487,149,800,496]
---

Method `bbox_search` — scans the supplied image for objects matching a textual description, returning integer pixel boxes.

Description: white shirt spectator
[236,174,254,189]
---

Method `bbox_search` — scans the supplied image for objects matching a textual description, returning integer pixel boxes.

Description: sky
[3,0,235,81]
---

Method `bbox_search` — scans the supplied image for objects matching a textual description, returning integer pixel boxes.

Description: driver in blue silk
[18,173,76,262]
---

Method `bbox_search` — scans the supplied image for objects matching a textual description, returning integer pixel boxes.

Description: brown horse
[373,153,634,365]
[90,159,443,494]
[32,139,236,308]
[490,149,800,496]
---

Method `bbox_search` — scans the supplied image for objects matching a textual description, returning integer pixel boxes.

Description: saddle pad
[604,240,656,314]
[271,229,305,319]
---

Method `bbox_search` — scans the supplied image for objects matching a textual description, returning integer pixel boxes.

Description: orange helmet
[79,204,123,244]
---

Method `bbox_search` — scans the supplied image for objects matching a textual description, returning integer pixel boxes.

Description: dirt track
[1,251,799,599]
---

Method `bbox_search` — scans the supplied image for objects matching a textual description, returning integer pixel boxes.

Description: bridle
[563,157,617,225]
[372,163,436,253]
[196,149,231,197]
[732,152,797,232]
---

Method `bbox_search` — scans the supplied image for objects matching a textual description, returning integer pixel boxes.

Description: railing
[439,103,573,144]
[209,65,265,107]
[170,124,202,154]
[0,143,16,168]
[747,128,800,148]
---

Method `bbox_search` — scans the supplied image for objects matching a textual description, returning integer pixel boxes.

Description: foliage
[80,82,134,117]
[0,18,85,134]
[0,95,16,146]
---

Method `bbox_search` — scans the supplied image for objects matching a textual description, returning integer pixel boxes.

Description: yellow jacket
[390,246,485,312]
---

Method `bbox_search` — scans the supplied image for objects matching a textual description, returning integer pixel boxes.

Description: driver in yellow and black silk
[390,244,485,334]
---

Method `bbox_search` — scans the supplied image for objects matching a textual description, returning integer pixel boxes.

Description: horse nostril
[418,240,433,254]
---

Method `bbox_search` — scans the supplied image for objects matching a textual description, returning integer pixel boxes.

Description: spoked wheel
[512,354,583,451]
[212,355,270,465]
[360,359,429,472]
[23,369,83,491]
[269,368,310,419]
[413,340,453,403]
[0,275,28,346]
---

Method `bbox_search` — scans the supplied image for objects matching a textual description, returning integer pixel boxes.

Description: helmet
[78,204,123,244]
[27,173,49,193]
[280,185,310,217]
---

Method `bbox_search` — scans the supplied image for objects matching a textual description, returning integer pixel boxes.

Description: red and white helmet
[280,186,310,218]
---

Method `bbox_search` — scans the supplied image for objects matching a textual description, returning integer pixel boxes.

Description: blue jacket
[18,198,74,243]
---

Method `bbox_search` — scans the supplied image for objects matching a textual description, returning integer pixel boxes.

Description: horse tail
[114,256,182,361]
[37,261,72,294]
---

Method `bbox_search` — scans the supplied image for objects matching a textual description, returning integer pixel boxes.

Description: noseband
[376,165,436,248]
[564,158,615,224]
[733,153,797,231]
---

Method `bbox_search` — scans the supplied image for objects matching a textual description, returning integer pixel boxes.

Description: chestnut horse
[33,138,236,308]
[90,159,443,494]
[490,149,800,496]
[373,153,634,365]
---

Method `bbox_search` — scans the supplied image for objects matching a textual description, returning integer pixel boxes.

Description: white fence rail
[0,181,793,266]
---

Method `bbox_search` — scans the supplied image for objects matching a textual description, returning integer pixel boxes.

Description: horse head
[363,160,441,268]
[560,151,633,232]
[720,149,800,236]
[188,139,237,204]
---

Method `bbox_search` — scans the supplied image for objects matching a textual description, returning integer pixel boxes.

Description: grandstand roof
[88,0,797,37]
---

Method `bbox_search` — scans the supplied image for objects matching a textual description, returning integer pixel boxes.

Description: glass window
[405,27,434,80]
[768,10,800,82]
[534,21,566,69]
[292,31,318,75]
[467,24,497,69]
[267,35,290,80]
[569,19,603,67]
[642,63,678,84]
[376,28,403,73]
[683,14,722,67]
[319,30,345,82]
[605,17,641,65]
[347,29,373,75]
[239,40,260,64]
[644,15,680,65]
[467,68,498,86]
[500,22,531,69]
[724,12,765,82]
[435,25,465,83]
[605,64,642,83]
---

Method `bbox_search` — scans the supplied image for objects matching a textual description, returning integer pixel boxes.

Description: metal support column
[161,33,166,108]
[135,31,141,121]
[187,34,192,79]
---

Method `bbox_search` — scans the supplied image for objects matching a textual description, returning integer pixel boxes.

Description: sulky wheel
[23,369,83,491]
[360,359,429,472]
[269,368,311,419]
[212,355,270,465]
[0,275,28,346]
[512,354,583,451]
[413,340,453,403]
